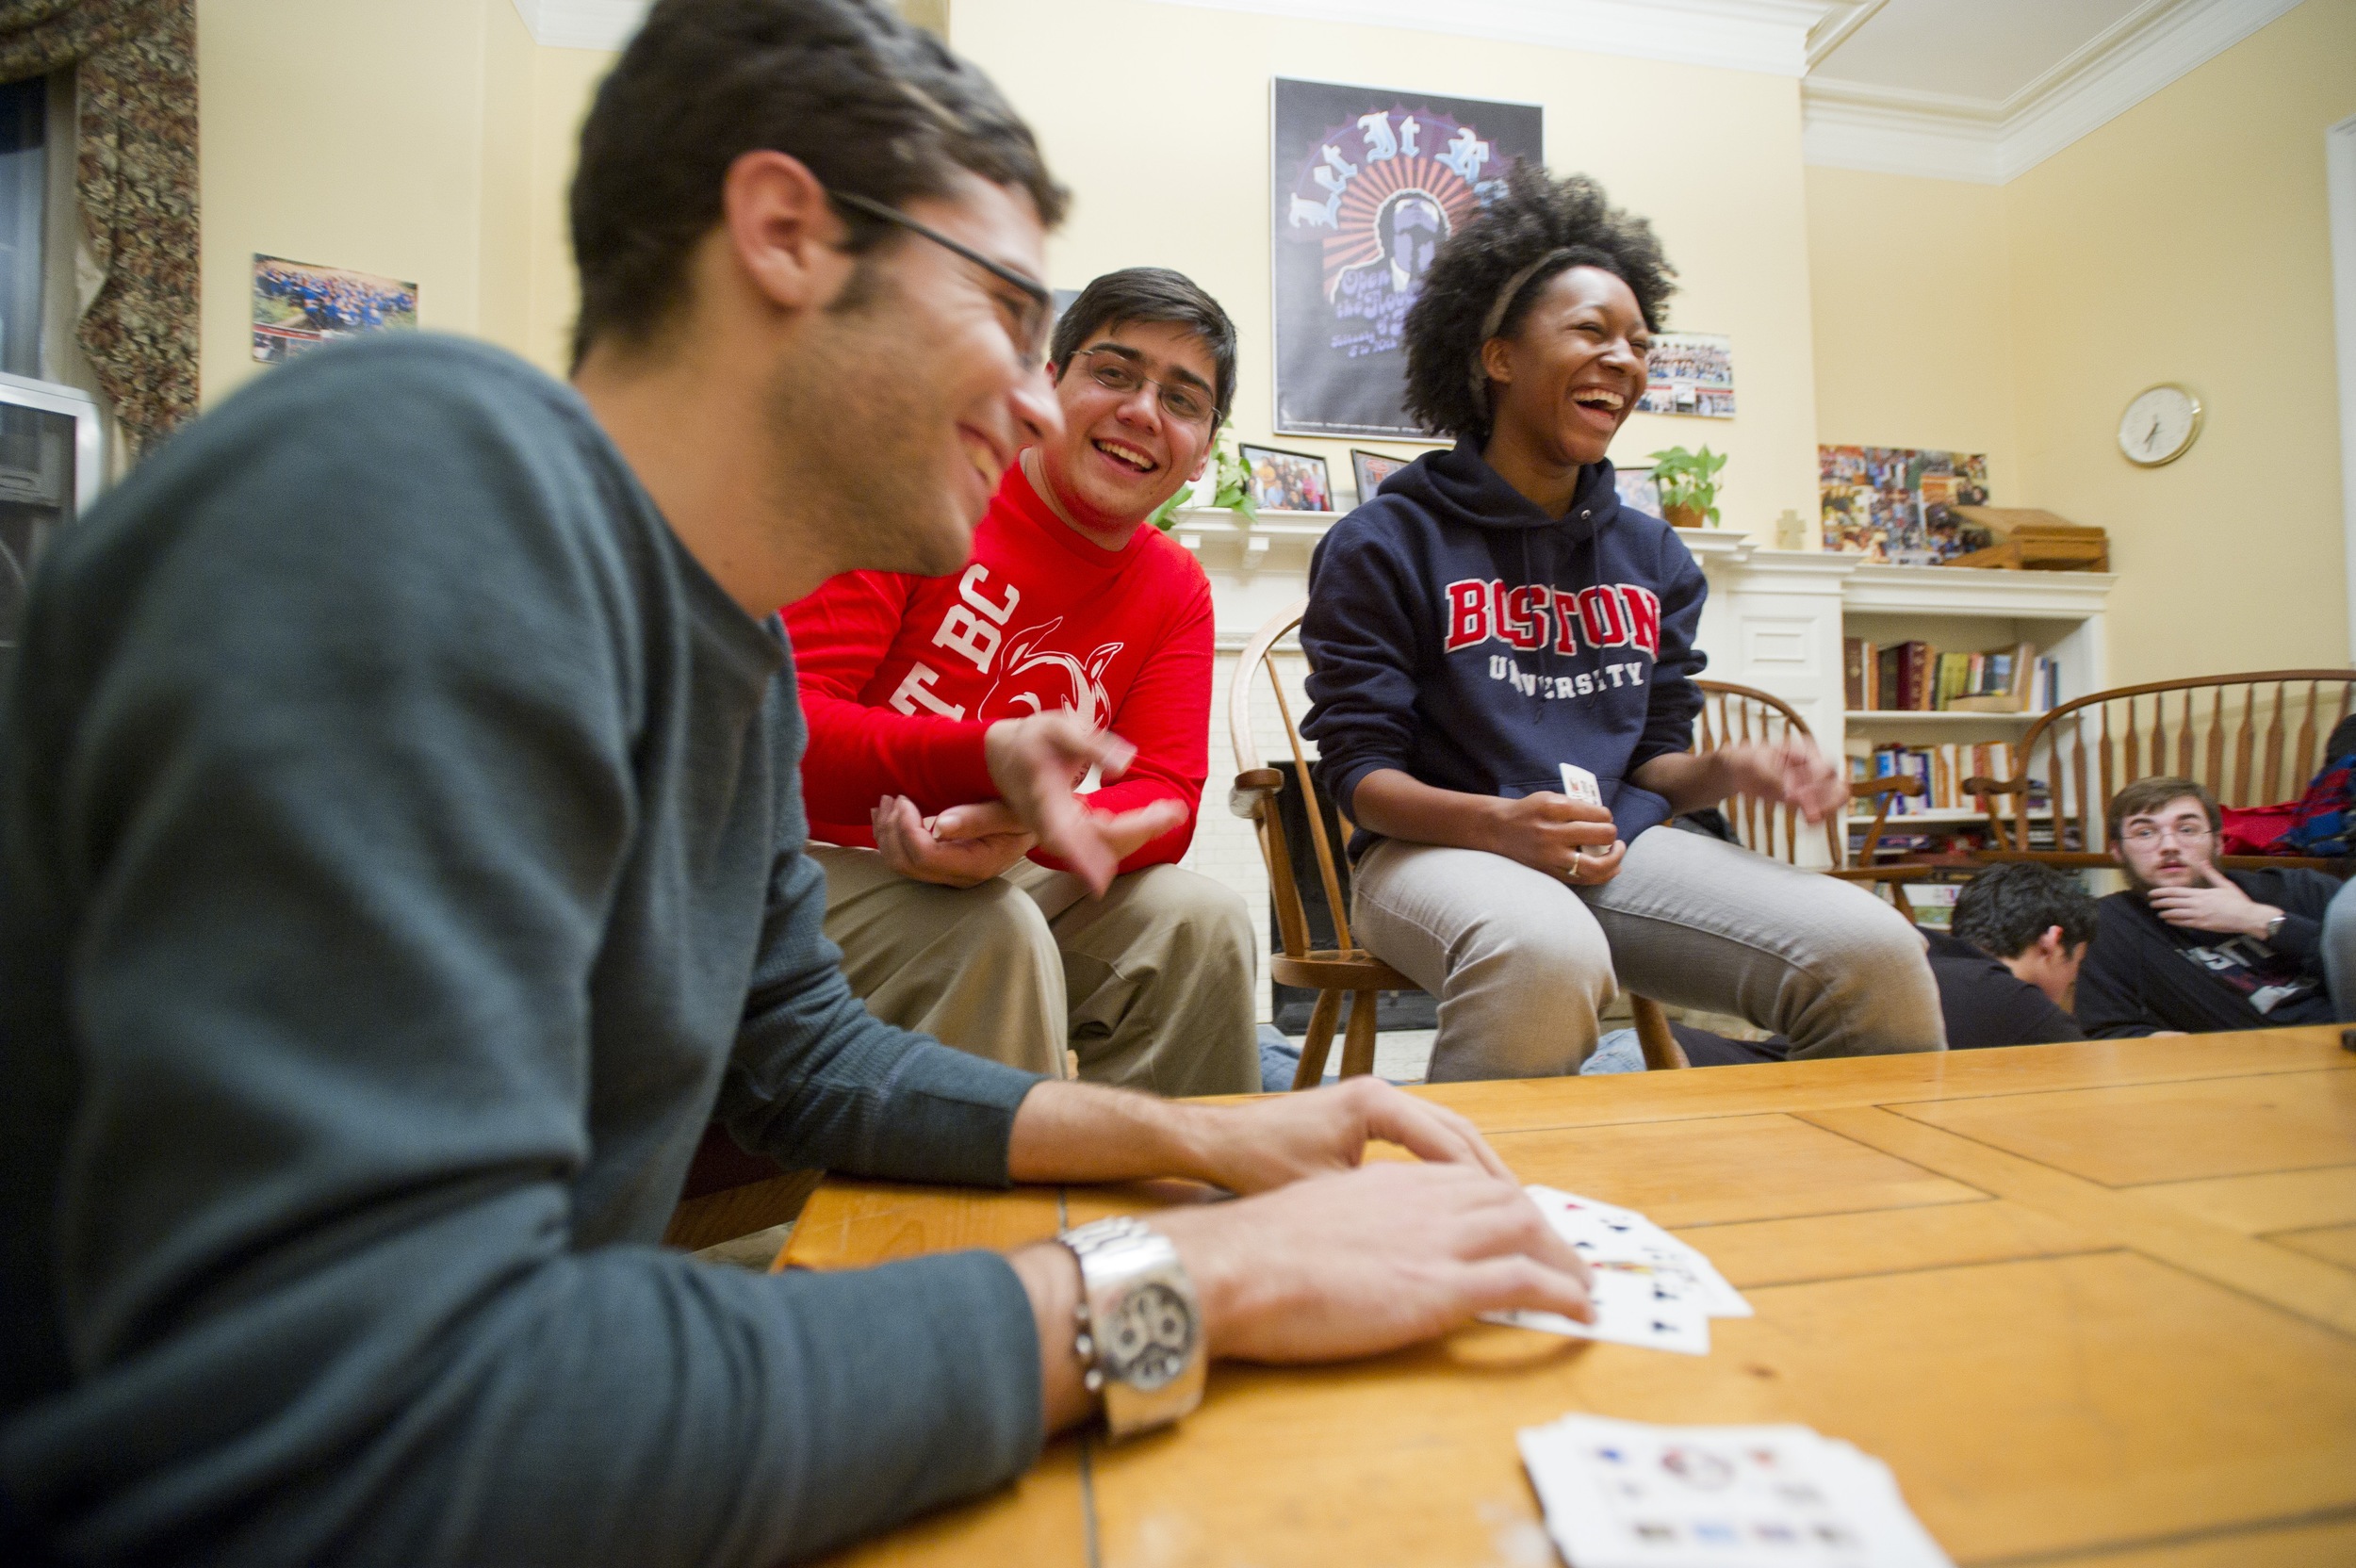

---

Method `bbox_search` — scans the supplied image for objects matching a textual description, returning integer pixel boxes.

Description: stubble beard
[761,285,973,580]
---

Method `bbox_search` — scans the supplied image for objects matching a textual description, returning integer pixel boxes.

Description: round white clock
[2118,384,2202,467]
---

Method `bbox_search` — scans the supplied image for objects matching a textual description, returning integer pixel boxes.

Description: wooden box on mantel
[1945,506,2109,571]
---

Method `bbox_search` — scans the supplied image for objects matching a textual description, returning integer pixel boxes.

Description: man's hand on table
[1005,1076,1508,1193]
[1004,1077,1588,1433]
[1173,1073,1512,1191]
[1012,1162,1592,1433]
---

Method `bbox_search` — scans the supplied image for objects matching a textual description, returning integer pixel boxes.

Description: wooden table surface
[782,1028,2356,1568]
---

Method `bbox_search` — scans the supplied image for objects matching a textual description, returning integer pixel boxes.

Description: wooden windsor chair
[1960,671,2356,872]
[1229,598,1685,1089]
[1691,679,1934,916]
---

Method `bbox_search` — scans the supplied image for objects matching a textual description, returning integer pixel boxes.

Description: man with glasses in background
[2075,776,2350,1035]
[786,266,1261,1096]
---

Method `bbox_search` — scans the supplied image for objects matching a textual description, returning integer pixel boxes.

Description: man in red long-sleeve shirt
[785,268,1257,1096]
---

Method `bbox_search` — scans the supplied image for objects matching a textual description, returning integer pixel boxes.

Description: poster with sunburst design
[1272,78,1541,441]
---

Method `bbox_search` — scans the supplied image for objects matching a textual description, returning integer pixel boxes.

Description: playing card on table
[1560,763,1603,805]
[1517,1415,1954,1568]
[1486,1259,1711,1356]
[1525,1185,1753,1319]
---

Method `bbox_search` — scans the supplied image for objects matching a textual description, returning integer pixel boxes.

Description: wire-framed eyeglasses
[830,190,1053,368]
[2120,822,2216,847]
[1068,347,1217,428]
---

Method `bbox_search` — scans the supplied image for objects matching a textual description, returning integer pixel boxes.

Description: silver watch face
[1101,1280,1199,1391]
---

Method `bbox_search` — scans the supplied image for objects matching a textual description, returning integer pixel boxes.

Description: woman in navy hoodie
[1300,167,1943,1079]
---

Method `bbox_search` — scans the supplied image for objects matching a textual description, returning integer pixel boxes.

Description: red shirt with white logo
[784,461,1214,874]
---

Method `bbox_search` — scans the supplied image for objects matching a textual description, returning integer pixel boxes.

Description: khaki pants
[810,845,1262,1098]
[1351,826,1946,1081]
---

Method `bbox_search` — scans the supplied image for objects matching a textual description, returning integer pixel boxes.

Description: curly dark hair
[1952,860,2100,960]
[1400,163,1677,441]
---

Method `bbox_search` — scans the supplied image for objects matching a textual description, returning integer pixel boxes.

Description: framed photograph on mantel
[1239,443,1333,513]
[1612,466,1661,519]
[1350,448,1411,504]
[1271,76,1542,441]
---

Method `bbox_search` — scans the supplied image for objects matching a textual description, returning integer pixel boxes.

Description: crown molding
[1137,0,1839,77]
[508,0,646,51]
[511,0,1844,73]
[1803,0,2307,185]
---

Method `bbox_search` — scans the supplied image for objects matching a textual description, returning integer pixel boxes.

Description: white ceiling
[1800,0,2306,182]
[512,0,2309,184]
[1812,0,2151,102]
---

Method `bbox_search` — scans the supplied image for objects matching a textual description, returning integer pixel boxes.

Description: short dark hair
[2107,776,2221,841]
[1952,862,2099,959]
[1400,163,1677,442]
[569,0,1069,368]
[1048,268,1238,424]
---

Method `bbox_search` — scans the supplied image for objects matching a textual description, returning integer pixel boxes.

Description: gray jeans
[1350,826,1946,1081]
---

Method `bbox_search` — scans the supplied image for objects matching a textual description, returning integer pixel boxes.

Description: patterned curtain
[0,0,196,453]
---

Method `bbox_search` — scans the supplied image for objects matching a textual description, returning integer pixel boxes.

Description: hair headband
[1467,247,1576,417]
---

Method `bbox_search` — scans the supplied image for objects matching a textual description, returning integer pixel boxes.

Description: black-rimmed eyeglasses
[831,190,1053,368]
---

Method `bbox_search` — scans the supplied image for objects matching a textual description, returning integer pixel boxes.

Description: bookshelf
[1840,565,2114,854]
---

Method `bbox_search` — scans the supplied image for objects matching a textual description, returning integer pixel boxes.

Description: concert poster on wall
[1271,77,1542,441]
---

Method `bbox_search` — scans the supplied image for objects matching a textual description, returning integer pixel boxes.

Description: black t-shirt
[1922,931,2086,1049]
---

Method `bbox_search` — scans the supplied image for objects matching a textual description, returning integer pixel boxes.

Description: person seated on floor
[1601,859,2097,1070]
[784,265,1256,1098]
[2076,776,2348,1037]
[0,7,1596,1564]
[1935,860,2097,1044]
[1296,163,1944,1080]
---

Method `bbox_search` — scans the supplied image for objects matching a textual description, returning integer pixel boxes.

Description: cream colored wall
[197,0,499,403]
[949,0,1824,541]
[477,0,537,360]
[1804,0,2356,684]
[2004,0,2356,682]
[522,45,614,378]
[1804,168,2020,500]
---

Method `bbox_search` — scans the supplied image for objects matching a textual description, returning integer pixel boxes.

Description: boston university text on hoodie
[1300,439,1707,857]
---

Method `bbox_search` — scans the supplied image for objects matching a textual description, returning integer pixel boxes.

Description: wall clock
[2118,384,2201,467]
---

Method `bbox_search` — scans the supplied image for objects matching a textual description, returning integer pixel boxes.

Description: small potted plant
[1648,445,1726,529]
[1151,422,1258,531]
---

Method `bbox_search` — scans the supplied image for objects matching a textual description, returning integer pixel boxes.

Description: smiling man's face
[1032,318,1218,539]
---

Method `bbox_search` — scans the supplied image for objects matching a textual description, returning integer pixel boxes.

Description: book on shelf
[1841,635,2059,714]
[1853,741,2027,815]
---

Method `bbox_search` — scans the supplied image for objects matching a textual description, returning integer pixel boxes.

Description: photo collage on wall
[1819,446,1990,564]
[1271,78,1542,441]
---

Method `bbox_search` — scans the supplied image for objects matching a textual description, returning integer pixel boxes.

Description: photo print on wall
[1819,446,1990,564]
[1637,332,1734,417]
[252,255,418,364]
[1272,77,1542,441]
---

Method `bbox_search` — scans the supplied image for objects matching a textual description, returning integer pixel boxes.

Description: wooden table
[782,1029,2356,1567]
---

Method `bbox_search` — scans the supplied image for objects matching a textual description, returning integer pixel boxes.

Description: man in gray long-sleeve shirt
[0,4,1594,1564]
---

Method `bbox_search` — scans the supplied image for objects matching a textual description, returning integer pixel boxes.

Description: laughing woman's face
[1480,265,1650,471]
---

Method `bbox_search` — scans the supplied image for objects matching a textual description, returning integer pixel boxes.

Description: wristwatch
[2263,911,2288,944]
[1056,1217,1205,1439]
